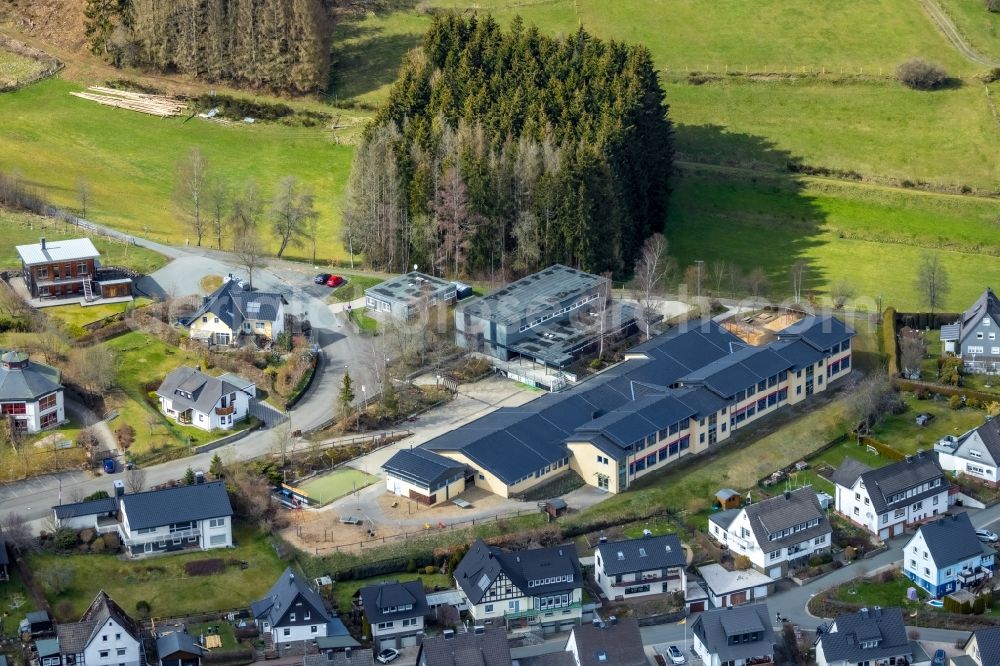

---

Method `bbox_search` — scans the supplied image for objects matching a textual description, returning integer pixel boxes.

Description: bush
[733,554,751,571]
[880,570,895,583]
[949,394,963,410]
[983,67,1000,83]
[184,559,226,576]
[987,0,1000,12]
[882,307,898,375]
[51,527,78,551]
[424,565,436,575]
[136,600,151,618]
[896,58,949,90]
[83,490,110,502]
[407,558,418,573]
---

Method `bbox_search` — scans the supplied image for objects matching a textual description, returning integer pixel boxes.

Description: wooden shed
[714,488,743,510]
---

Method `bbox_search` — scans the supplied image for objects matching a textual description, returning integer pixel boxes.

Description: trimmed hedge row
[859,435,906,461]
[894,379,1000,406]
[883,306,898,375]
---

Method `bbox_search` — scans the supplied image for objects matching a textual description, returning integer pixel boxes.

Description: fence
[193,422,263,454]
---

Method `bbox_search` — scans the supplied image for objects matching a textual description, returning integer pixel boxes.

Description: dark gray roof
[830,459,872,489]
[121,480,232,530]
[358,580,428,626]
[819,607,910,664]
[455,539,581,606]
[710,508,740,532]
[915,513,993,569]
[458,264,605,325]
[35,639,60,658]
[770,338,826,370]
[776,315,855,352]
[596,535,686,576]
[969,626,1000,666]
[57,591,141,655]
[304,650,374,666]
[713,487,829,554]
[514,653,576,666]
[315,621,360,650]
[940,324,961,342]
[156,631,204,659]
[680,346,793,399]
[962,419,1000,465]
[365,271,454,305]
[416,627,512,666]
[956,288,1000,344]
[156,366,240,415]
[570,618,646,666]
[853,454,948,514]
[251,567,331,627]
[692,603,775,663]
[53,497,118,520]
[189,281,283,333]
[0,350,61,401]
[382,448,466,489]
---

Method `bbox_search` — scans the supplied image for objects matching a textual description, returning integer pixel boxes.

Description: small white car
[976,529,999,543]
[376,648,400,664]
[666,645,687,665]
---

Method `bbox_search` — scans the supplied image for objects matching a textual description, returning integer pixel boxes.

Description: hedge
[894,379,999,406]
[859,435,906,461]
[284,354,318,410]
[883,306,898,375]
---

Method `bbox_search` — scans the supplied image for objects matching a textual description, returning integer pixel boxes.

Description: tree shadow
[667,123,830,300]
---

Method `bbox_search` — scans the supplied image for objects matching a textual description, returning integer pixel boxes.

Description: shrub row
[859,435,906,461]
[284,355,318,410]
[882,306,898,375]
[894,379,999,406]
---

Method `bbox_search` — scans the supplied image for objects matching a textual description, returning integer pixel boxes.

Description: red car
[326,275,344,288]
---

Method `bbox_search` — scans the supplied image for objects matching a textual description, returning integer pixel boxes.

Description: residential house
[358,580,428,651]
[156,366,251,432]
[52,496,119,531]
[815,607,911,666]
[833,453,950,539]
[936,418,1000,487]
[564,617,647,666]
[454,539,583,631]
[0,532,8,582]
[697,563,774,609]
[593,534,686,602]
[302,649,374,666]
[56,591,144,666]
[117,480,233,557]
[959,626,1000,666]
[37,639,61,666]
[381,448,468,507]
[187,280,285,346]
[940,287,1000,374]
[252,568,355,649]
[708,487,832,578]
[421,315,852,499]
[364,272,457,320]
[0,350,65,432]
[16,237,132,302]
[155,631,204,666]
[903,513,995,597]
[416,626,512,666]
[691,603,776,666]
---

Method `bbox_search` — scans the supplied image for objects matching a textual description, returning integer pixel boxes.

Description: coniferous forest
[342,14,673,279]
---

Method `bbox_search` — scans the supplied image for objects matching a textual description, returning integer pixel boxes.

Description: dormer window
[971,450,983,459]
[861,640,880,649]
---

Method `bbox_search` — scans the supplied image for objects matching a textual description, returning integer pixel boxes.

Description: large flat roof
[365,272,454,305]
[508,301,640,367]
[16,238,100,266]
[459,264,606,325]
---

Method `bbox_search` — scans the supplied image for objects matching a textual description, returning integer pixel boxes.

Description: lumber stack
[69,86,187,117]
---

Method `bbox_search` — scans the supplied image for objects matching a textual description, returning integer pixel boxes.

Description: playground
[295,468,378,506]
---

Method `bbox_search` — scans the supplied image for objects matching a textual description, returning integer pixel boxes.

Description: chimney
[860,607,869,619]
[289,572,295,582]
[598,533,608,544]
[873,606,881,618]
[443,629,455,640]
[40,237,46,250]
[784,490,791,500]
[195,470,205,484]
[114,479,125,498]
[608,615,617,626]
[474,625,485,635]
[345,648,351,659]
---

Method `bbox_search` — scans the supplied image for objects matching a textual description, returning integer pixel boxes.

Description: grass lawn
[349,308,378,334]
[938,0,1000,61]
[0,209,167,274]
[0,77,355,262]
[187,621,239,651]
[0,566,40,638]
[331,572,452,613]
[327,274,382,303]
[45,298,153,337]
[0,48,47,84]
[833,570,927,606]
[30,525,287,621]
[872,395,987,455]
[810,439,889,473]
[299,468,379,506]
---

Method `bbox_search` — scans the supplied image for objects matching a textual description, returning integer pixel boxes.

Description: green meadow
[938,0,1000,62]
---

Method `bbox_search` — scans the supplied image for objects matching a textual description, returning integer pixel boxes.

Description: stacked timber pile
[69,86,187,117]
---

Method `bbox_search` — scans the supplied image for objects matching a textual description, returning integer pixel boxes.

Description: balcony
[609,570,683,588]
[122,527,201,547]
[505,601,582,621]
[215,405,235,416]
[746,657,773,665]
[957,566,992,588]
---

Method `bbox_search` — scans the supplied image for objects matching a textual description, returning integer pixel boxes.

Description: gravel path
[917,0,1000,68]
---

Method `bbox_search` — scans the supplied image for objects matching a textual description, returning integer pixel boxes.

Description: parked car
[102,458,116,474]
[665,645,686,665]
[976,529,999,543]
[932,649,946,666]
[376,649,399,664]
[326,275,344,288]
[313,273,331,284]
[915,412,935,426]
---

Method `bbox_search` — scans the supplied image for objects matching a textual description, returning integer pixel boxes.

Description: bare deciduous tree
[632,233,675,340]
[830,278,856,309]
[790,260,808,304]
[38,565,74,595]
[206,177,228,250]
[847,371,902,439]
[1,512,35,553]
[229,179,264,249]
[899,335,927,379]
[234,229,267,291]
[745,267,770,307]
[271,175,318,258]
[709,260,729,297]
[174,148,209,246]
[915,253,950,316]
[77,177,91,219]
[124,467,146,494]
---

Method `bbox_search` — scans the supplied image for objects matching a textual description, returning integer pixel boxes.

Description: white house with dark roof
[454,539,583,630]
[708,487,831,578]
[118,480,233,557]
[53,496,119,531]
[252,567,356,649]
[381,448,468,507]
[416,626,511,666]
[815,607,911,666]
[696,563,773,609]
[56,591,144,666]
[960,626,1000,666]
[565,617,647,666]
[940,287,1000,374]
[156,366,250,432]
[833,453,950,539]
[187,280,285,346]
[904,513,995,597]
[937,418,1000,487]
[0,350,65,432]
[691,602,775,666]
[593,534,687,602]
[359,580,428,651]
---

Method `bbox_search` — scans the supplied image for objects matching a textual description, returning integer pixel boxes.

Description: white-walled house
[56,592,144,666]
[252,568,356,649]
[903,513,995,597]
[359,580,428,651]
[939,288,1000,374]
[691,603,775,666]
[156,366,251,432]
[815,607,911,666]
[0,350,65,433]
[696,564,773,609]
[937,418,1000,487]
[833,454,950,539]
[118,481,233,557]
[454,539,583,632]
[187,280,285,346]
[593,534,686,602]
[381,448,468,507]
[708,487,831,578]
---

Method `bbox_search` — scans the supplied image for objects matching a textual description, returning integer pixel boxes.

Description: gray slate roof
[455,539,581,606]
[156,366,240,415]
[940,324,961,342]
[358,580,427,626]
[57,591,141,655]
[189,280,283,333]
[847,454,948,514]
[711,487,829,554]
[121,480,232,530]
[570,618,646,666]
[958,418,1000,466]
[304,650,374,666]
[35,639,60,658]
[692,603,775,663]
[0,351,61,401]
[776,315,855,353]
[819,607,910,664]
[251,567,331,627]
[956,288,1000,344]
[416,627,512,666]
[365,271,454,306]
[968,626,1000,666]
[830,458,872,489]
[913,513,993,569]
[596,534,685,576]
[16,238,99,266]
[156,631,204,659]
[382,448,467,489]
[53,496,118,520]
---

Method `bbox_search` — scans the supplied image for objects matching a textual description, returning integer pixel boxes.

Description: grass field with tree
[0,47,47,85]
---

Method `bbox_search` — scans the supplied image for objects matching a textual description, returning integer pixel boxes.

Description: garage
[378,637,398,651]
[688,600,706,613]
[401,635,419,648]
[768,566,782,579]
